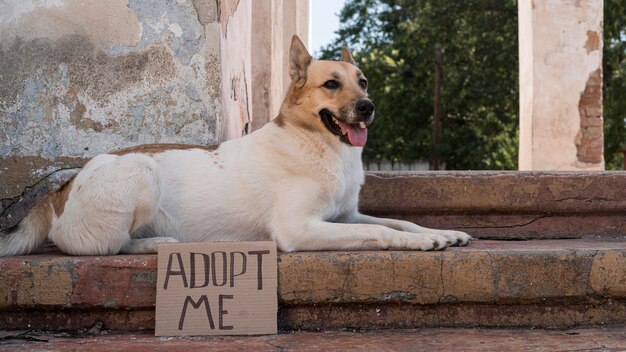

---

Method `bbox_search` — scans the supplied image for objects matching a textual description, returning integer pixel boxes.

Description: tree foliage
[321,0,626,170]
[320,0,518,170]
[604,0,626,170]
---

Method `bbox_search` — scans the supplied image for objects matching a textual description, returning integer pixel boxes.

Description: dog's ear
[289,35,312,86]
[340,47,356,65]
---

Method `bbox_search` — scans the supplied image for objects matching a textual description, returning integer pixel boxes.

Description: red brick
[582,107,603,118]
[71,256,158,308]
[577,68,604,164]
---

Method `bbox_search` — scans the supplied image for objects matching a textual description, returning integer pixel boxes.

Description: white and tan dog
[0,36,470,256]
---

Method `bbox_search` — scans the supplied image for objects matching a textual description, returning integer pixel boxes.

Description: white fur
[42,121,469,255]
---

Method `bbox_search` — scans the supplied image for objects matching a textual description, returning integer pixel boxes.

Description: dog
[0,35,470,256]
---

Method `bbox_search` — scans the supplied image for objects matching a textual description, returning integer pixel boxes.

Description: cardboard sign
[155,241,277,336]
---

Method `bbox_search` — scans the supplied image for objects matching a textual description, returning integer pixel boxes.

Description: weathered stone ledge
[360,172,626,239]
[4,171,626,239]
[1,239,625,330]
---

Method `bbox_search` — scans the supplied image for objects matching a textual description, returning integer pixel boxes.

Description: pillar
[518,0,604,170]
[251,0,309,131]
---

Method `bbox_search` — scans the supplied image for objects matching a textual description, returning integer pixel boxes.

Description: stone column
[251,0,309,132]
[518,0,604,170]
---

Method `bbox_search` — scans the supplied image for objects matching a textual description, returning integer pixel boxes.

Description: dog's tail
[0,199,53,257]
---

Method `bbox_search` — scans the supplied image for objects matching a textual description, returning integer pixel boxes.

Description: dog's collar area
[320,109,368,147]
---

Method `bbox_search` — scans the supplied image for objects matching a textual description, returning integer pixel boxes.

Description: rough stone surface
[360,172,626,213]
[359,171,626,239]
[70,256,159,308]
[1,239,625,331]
[0,1,221,161]
[1,327,626,352]
[278,240,626,305]
[0,256,73,307]
[590,251,626,297]
[280,302,626,330]
[1,309,155,332]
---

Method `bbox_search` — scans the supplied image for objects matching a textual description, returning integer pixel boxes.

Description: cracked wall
[518,0,604,170]
[0,0,254,229]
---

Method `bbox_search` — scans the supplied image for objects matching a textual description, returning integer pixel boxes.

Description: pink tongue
[338,122,368,147]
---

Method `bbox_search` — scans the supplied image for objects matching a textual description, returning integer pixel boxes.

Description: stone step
[3,171,625,241]
[1,239,625,331]
[2,327,626,351]
[360,171,626,239]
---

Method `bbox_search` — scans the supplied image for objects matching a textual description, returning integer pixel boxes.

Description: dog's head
[277,35,374,147]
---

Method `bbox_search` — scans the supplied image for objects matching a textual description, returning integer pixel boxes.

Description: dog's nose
[356,99,375,120]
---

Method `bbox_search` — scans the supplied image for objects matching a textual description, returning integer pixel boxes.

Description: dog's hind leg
[49,154,163,255]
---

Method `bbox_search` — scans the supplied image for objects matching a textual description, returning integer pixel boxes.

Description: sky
[310,0,347,56]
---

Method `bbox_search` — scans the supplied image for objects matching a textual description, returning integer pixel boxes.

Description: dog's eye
[323,80,340,90]
[359,79,368,89]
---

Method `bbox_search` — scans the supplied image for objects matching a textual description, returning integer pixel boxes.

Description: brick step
[1,239,625,331]
[360,171,626,239]
[2,327,626,351]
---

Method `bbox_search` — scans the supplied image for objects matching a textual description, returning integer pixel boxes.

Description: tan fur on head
[278,36,370,143]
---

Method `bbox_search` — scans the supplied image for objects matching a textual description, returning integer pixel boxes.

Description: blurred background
[312,0,626,170]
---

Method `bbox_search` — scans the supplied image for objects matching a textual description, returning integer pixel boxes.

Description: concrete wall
[518,0,604,170]
[0,0,257,229]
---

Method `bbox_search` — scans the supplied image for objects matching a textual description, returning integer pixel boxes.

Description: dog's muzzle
[320,99,375,147]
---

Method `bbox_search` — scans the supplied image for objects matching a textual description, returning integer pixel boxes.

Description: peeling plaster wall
[0,0,254,229]
[518,0,604,170]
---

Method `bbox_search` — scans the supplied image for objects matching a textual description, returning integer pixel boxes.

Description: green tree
[604,0,626,170]
[321,0,519,170]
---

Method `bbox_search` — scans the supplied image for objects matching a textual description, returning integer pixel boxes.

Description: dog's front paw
[438,230,472,247]
[388,233,450,251]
